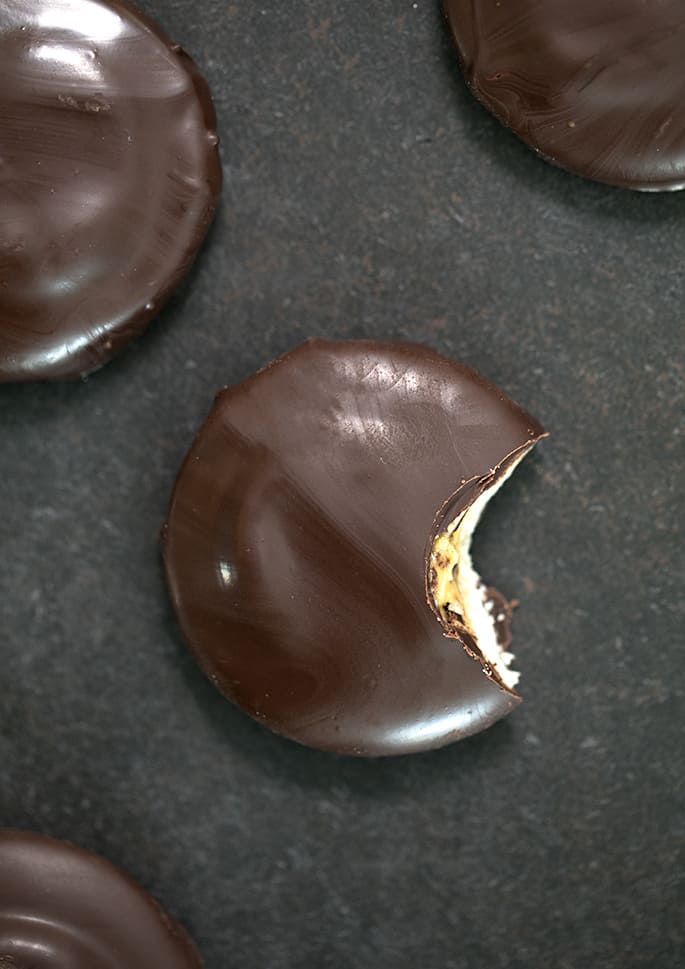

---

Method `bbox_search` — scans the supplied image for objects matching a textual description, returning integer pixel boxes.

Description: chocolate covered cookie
[0,0,221,381]
[0,831,203,968]
[444,0,685,190]
[163,340,547,756]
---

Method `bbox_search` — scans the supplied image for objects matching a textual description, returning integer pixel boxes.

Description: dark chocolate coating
[0,831,203,968]
[0,0,221,382]
[444,0,685,191]
[163,340,546,756]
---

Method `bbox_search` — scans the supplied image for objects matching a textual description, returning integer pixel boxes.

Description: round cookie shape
[444,0,685,190]
[0,0,221,382]
[163,339,546,756]
[0,831,204,968]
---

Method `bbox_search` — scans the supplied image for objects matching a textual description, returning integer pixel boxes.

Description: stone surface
[0,2,683,968]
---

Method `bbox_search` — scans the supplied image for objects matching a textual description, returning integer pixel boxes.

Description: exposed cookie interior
[429,448,533,691]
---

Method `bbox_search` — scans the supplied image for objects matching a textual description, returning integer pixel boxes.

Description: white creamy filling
[430,451,530,690]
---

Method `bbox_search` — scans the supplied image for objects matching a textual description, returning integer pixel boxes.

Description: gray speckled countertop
[1,2,683,968]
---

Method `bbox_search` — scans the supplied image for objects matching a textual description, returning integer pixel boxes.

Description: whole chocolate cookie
[0,831,203,968]
[163,340,547,756]
[444,0,685,190]
[0,0,221,381]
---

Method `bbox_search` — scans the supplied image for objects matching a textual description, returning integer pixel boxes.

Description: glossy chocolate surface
[0,831,203,968]
[444,0,685,190]
[0,0,221,382]
[163,340,545,756]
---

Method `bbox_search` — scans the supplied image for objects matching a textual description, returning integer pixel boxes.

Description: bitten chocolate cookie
[163,340,547,756]
[0,0,221,382]
[0,831,203,968]
[444,0,685,190]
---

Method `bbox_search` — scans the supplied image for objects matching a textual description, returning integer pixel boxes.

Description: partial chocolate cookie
[444,0,685,190]
[163,340,546,756]
[0,0,221,382]
[0,831,203,968]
